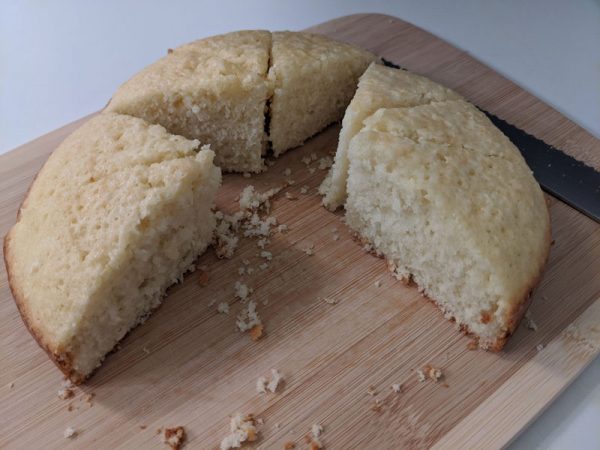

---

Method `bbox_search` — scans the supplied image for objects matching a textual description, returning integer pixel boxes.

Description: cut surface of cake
[321,63,461,210]
[342,99,551,349]
[268,31,376,156]
[106,30,272,173]
[106,30,375,172]
[4,113,221,382]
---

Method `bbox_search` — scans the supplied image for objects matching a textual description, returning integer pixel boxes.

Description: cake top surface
[107,30,272,105]
[350,99,550,308]
[5,113,214,346]
[269,31,376,83]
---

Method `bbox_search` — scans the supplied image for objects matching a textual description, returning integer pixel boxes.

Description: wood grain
[1,14,599,450]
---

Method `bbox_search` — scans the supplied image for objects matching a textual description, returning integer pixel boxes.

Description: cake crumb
[260,251,272,261]
[311,424,323,438]
[367,385,377,396]
[391,383,402,393]
[308,167,316,174]
[285,192,298,200]
[322,297,337,305]
[258,262,269,271]
[536,343,545,351]
[317,156,333,170]
[416,369,426,382]
[467,340,479,350]
[310,153,318,161]
[58,379,75,400]
[283,168,292,177]
[249,324,264,341]
[332,234,340,241]
[217,302,230,314]
[305,423,324,449]
[84,392,95,407]
[267,369,283,393]
[234,281,251,300]
[300,186,309,194]
[238,267,246,275]
[257,238,269,249]
[220,414,258,450]
[239,185,281,212]
[236,301,262,332]
[63,427,77,439]
[257,369,283,394]
[424,364,443,382]
[198,270,210,287]
[301,156,312,166]
[256,376,268,394]
[374,280,382,288]
[524,311,538,331]
[163,426,186,450]
[284,442,296,449]
[277,224,289,233]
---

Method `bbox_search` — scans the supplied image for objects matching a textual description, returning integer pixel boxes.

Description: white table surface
[1,1,599,448]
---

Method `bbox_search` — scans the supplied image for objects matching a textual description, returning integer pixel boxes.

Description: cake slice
[4,113,221,382]
[321,63,461,210]
[105,30,271,173]
[343,100,551,349]
[268,31,376,156]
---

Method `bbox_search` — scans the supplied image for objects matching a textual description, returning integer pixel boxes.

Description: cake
[341,99,551,349]
[4,113,221,382]
[321,63,461,210]
[106,30,272,173]
[107,31,375,171]
[267,31,376,155]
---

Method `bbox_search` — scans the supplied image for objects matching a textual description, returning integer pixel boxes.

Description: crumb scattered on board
[524,310,538,331]
[418,365,443,382]
[163,426,186,450]
[391,383,402,393]
[217,302,230,314]
[220,413,258,450]
[256,369,284,394]
[58,379,75,400]
[304,423,324,449]
[63,427,77,439]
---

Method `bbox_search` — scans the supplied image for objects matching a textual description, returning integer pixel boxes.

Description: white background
[1,1,599,448]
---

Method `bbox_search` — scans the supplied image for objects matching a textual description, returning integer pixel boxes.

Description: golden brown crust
[4,230,85,383]
[4,170,87,384]
[486,208,553,351]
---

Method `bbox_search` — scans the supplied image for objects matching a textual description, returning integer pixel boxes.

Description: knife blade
[381,58,600,223]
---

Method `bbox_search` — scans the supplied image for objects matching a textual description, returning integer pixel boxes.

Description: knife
[381,58,600,223]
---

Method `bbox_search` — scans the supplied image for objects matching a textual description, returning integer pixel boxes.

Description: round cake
[4,32,551,383]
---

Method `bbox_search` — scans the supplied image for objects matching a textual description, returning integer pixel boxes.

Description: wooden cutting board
[1,14,599,450]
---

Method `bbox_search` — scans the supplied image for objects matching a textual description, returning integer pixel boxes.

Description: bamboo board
[1,14,599,449]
